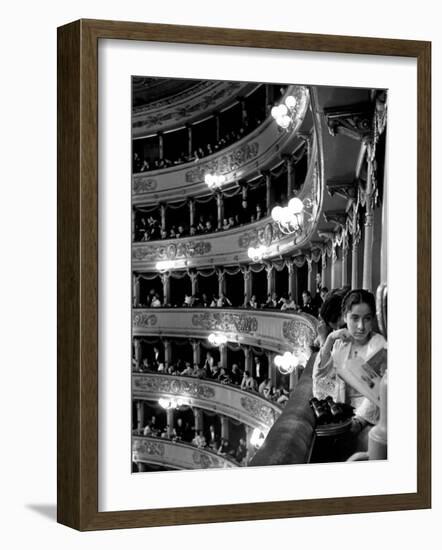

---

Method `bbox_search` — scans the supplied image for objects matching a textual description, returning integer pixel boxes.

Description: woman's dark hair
[341,289,376,316]
[320,293,344,326]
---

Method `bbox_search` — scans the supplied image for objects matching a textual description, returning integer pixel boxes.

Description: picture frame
[57,18,431,531]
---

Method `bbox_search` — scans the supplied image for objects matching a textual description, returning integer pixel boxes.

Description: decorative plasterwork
[132,81,251,136]
[185,142,260,184]
[324,103,373,141]
[192,312,258,334]
[133,312,158,327]
[132,437,165,457]
[326,178,358,200]
[133,240,212,262]
[323,210,347,228]
[240,395,278,427]
[132,374,216,400]
[192,450,234,469]
[133,177,158,194]
[282,319,317,350]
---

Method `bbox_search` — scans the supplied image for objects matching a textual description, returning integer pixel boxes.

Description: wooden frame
[57,19,431,531]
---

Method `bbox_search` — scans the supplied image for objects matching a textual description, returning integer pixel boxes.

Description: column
[321,250,328,289]
[189,271,198,296]
[380,143,388,285]
[239,97,247,124]
[244,347,253,374]
[193,407,204,433]
[264,171,272,211]
[132,208,136,241]
[161,272,170,305]
[266,264,275,296]
[330,242,338,290]
[241,181,248,205]
[267,351,277,387]
[219,344,227,367]
[132,274,140,307]
[362,144,375,291]
[166,409,174,438]
[307,257,314,294]
[186,124,193,157]
[289,367,299,392]
[243,268,252,306]
[136,462,147,472]
[284,155,293,199]
[217,269,225,296]
[163,339,172,365]
[136,400,144,431]
[192,340,201,366]
[288,262,297,302]
[351,234,360,290]
[158,132,164,160]
[133,338,142,367]
[215,112,220,142]
[342,237,349,287]
[160,203,166,231]
[221,416,230,440]
[216,192,224,230]
[189,198,195,228]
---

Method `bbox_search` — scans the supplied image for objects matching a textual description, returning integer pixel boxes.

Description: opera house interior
[131,76,388,473]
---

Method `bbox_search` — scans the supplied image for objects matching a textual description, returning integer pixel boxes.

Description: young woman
[313,289,387,430]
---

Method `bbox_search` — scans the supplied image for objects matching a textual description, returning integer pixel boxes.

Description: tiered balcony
[132,373,282,433]
[132,435,239,470]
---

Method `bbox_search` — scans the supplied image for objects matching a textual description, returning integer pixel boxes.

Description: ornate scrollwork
[133,176,158,194]
[237,221,284,249]
[132,312,158,327]
[240,395,278,427]
[192,312,258,334]
[282,319,316,349]
[132,438,165,457]
[192,450,232,469]
[324,103,373,141]
[185,142,259,184]
[132,374,216,399]
[133,240,211,261]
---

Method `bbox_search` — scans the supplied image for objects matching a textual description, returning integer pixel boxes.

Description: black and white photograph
[130,77,388,473]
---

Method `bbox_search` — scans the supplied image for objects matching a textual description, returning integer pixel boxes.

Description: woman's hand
[329,328,352,344]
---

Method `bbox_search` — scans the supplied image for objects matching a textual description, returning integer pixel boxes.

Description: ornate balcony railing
[132,85,310,205]
[132,140,321,270]
[132,435,239,470]
[132,373,282,433]
[132,307,317,356]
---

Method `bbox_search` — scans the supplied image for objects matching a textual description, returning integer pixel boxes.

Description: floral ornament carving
[185,142,259,184]
[192,451,235,469]
[132,438,165,457]
[192,312,258,334]
[133,176,158,194]
[133,240,211,261]
[240,396,280,428]
[132,312,158,327]
[132,374,216,400]
[237,222,285,249]
[282,319,317,350]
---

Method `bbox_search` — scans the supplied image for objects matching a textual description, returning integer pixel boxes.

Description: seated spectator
[157,362,165,372]
[216,294,232,308]
[222,218,231,231]
[230,363,243,385]
[258,378,273,399]
[217,438,231,456]
[299,290,317,316]
[151,293,162,307]
[241,370,258,391]
[183,293,193,307]
[204,220,214,233]
[196,217,205,233]
[140,159,150,172]
[217,367,232,384]
[255,204,263,220]
[276,388,290,406]
[192,431,206,448]
[133,152,142,172]
[169,226,177,239]
[172,418,185,441]
[160,229,168,240]
[200,293,211,308]
[142,424,151,436]
[235,438,248,463]
[280,295,297,311]
[189,225,197,236]
[264,292,280,309]
[247,295,259,309]
[176,225,187,238]
[181,362,193,377]
[228,216,236,228]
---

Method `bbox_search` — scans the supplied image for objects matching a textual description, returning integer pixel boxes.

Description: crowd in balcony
[135,203,267,242]
[139,414,250,465]
[139,286,324,318]
[133,349,291,408]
